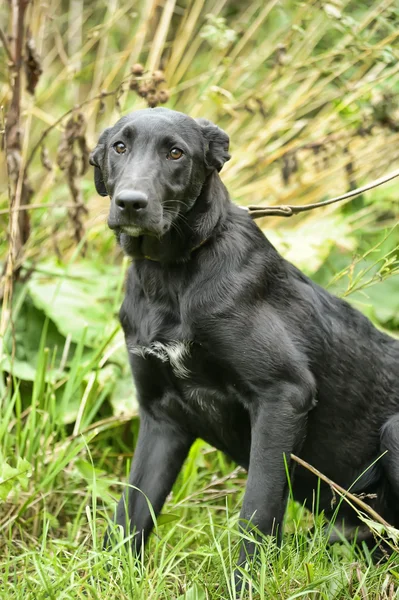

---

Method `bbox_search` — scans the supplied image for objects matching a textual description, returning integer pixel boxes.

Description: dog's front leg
[236,382,310,585]
[105,411,193,554]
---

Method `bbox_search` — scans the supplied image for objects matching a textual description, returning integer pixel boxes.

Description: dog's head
[90,108,230,240]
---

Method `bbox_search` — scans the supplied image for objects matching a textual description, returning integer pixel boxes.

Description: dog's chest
[129,340,192,379]
[128,338,235,414]
[121,276,248,447]
[128,336,251,464]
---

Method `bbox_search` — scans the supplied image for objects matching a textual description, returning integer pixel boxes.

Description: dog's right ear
[89,127,111,197]
[196,118,230,172]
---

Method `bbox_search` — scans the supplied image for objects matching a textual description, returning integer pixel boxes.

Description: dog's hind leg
[380,414,399,523]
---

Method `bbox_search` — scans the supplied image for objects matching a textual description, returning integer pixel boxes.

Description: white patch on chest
[128,341,191,379]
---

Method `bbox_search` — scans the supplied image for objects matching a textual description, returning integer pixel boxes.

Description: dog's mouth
[120,225,144,237]
[107,199,175,239]
[111,224,164,238]
[109,218,171,238]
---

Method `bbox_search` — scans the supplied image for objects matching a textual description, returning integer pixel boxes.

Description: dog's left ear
[196,118,231,172]
[89,127,112,197]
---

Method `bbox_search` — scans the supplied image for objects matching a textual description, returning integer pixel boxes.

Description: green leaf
[16,458,33,490]
[156,513,180,526]
[110,372,138,417]
[265,215,355,276]
[75,459,113,502]
[177,584,206,600]
[0,481,13,501]
[304,562,314,583]
[0,463,20,501]
[350,275,399,326]
[27,260,122,347]
[360,517,399,542]
[1,299,69,381]
[75,459,107,481]
[0,357,38,381]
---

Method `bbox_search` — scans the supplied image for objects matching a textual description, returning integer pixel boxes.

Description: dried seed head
[40,145,53,171]
[138,84,149,97]
[25,35,42,95]
[158,89,170,104]
[131,63,144,75]
[152,70,165,84]
[129,79,139,91]
[147,93,158,108]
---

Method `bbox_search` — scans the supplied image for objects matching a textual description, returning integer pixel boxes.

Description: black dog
[90,107,399,582]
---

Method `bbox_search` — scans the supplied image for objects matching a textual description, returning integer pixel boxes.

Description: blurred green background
[0,1,398,597]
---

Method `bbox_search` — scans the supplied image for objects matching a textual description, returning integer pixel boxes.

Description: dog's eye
[113,142,126,154]
[168,148,183,160]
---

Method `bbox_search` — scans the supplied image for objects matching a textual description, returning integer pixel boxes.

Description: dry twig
[244,168,399,220]
[291,453,392,530]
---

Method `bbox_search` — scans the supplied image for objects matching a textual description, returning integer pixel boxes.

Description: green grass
[1,352,399,599]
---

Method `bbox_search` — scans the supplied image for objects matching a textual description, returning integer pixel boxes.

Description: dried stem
[0,27,13,63]
[291,453,392,530]
[244,168,399,220]
[1,0,31,330]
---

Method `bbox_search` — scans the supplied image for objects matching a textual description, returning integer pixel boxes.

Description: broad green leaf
[1,300,70,381]
[350,275,399,326]
[265,215,356,276]
[0,357,38,381]
[27,260,122,347]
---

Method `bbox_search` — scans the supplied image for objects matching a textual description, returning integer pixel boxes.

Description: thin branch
[0,27,14,64]
[243,168,399,219]
[291,453,392,530]
[0,202,80,216]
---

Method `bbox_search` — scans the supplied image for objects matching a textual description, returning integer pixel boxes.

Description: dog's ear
[196,118,230,172]
[89,127,111,197]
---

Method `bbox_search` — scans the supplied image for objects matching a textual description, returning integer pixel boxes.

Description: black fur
[91,108,399,584]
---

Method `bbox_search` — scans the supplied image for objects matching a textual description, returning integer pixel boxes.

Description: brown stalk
[1,0,31,334]
[291,453,392,530]
[5,0,32,248]
[244,167,399,220]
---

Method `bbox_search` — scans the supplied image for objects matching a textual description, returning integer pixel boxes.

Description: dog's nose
[115,190,148,212]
